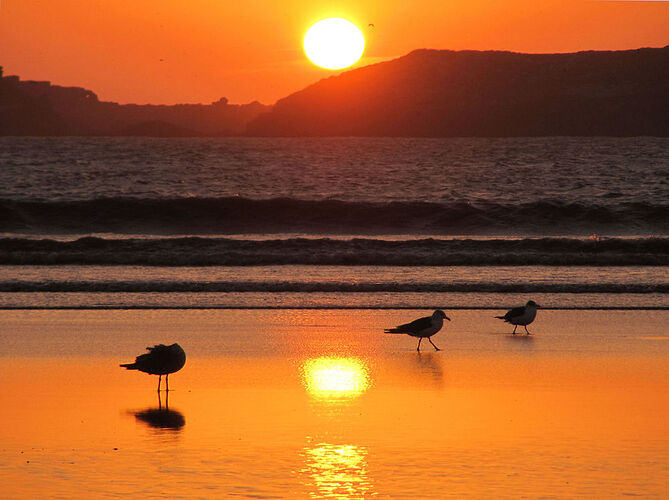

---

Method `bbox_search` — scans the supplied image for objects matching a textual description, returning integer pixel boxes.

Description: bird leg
[428,337,440,351]
[157,374,162,392]
[166,374,170,392]
[512,325,518,335]
[417,338,422,351]
[524,325,531,335]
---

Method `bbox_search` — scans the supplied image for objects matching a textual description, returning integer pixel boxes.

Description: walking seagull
[385,310,450,351]
[496,300,539,335]
[120,343,186,391]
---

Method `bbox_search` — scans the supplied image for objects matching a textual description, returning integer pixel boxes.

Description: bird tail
[120,362,137,370]
[494,316,505,320]
[384,328,404,334]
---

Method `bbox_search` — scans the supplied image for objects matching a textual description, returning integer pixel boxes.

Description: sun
[304,18,365,70]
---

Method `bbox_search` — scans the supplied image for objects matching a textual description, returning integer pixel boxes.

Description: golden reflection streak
[301,443,373,499]
[302,357,370,400]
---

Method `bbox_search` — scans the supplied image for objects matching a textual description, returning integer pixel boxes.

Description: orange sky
[0,0,667,105]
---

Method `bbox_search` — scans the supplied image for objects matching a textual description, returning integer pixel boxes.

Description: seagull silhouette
[385,310,450,351]
[495,300,539,334]
[120,343,186,391]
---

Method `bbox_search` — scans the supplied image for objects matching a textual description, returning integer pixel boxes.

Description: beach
[1,137,667,497]
[2,308,668,498]
[2,0,669,494]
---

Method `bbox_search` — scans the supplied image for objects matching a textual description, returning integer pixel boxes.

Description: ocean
[2,137,669,498]
[1,136,667,309]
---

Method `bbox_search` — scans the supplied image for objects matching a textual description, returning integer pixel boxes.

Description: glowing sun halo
[304,18,365,70]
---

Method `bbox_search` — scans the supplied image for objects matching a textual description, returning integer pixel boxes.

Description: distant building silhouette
[0,68,270,136]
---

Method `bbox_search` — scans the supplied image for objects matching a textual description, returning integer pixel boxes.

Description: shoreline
[1,305,668,310]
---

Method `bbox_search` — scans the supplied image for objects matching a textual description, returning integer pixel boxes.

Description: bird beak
[445,316,451,321]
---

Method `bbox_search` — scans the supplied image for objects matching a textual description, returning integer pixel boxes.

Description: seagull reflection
[506,333,535,341]
[302,357,371,402]
[131,390,185,431]
[505,332,536,350]
[301,443,373,499]
[412,352,445,387]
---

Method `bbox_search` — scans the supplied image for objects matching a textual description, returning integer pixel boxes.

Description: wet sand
[1,309,668,498]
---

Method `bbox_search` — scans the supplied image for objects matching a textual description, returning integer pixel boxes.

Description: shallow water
[1,136,668,497]
[0,264,667,309]
[2,309,668,498]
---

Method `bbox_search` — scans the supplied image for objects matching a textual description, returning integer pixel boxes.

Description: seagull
[495,300,539,334]
[120,343,186,391]
[385,310,450,351]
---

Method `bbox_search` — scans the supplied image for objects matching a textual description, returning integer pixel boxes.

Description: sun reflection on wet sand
[301,443,373,499]
[302,357,370,401]
[1,310,669,498]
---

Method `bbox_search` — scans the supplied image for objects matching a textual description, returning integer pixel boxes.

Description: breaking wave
[1,281,666,294]
[1,235,667,266]
[1,197,668,235]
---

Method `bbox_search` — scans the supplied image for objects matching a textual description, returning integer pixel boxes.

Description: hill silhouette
[2,46,668,136]
[247,46,669,137]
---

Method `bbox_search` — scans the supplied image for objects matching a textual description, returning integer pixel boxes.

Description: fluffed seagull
[385,310,450,351]
[120,343,186,391]
[495,300,539,335]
